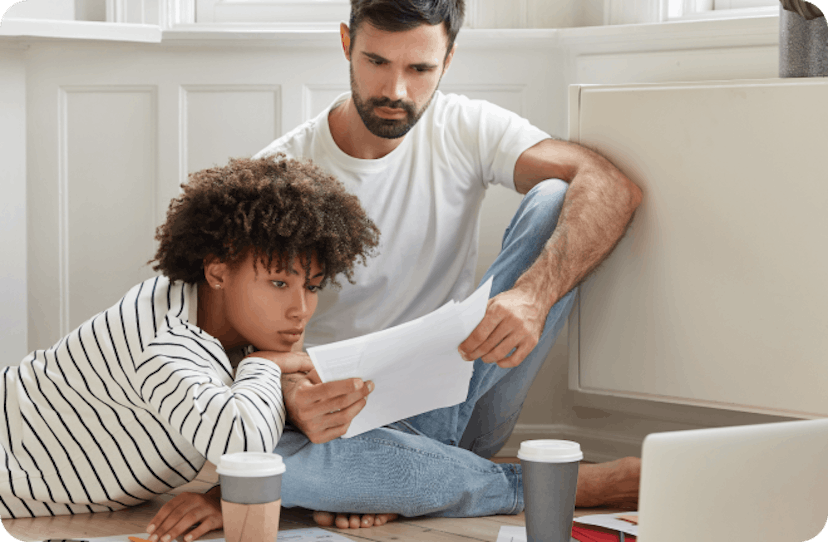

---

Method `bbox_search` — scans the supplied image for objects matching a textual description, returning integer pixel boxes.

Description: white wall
[0,45,28,363]
[1,8,800,462]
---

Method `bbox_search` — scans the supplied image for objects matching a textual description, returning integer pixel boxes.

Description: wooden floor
[3,458,608,542]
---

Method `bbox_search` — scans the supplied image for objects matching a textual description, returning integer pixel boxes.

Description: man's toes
[361,514,375,527]
[335,514,351,529]
[313,511,335,527]
[349,514,362,529]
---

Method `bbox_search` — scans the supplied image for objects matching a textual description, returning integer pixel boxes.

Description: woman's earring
[214,284,221,290]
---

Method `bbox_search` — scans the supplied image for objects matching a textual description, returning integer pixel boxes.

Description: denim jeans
[275,179,578,518]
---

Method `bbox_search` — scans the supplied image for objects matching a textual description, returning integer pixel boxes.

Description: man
[145,0,642,539]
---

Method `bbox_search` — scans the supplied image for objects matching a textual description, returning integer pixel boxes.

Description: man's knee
[524,178,568,223]
[502,178,569,251]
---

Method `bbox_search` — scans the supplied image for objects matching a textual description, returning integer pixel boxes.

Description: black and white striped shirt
[0,276,285,518]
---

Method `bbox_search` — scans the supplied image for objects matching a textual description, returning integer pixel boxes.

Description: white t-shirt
[254,91,550,347]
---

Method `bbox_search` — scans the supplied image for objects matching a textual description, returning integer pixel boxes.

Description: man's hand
[458,286,547,368]
[248,351,315,374]
[283,369,374,443]
[147,486,222,542]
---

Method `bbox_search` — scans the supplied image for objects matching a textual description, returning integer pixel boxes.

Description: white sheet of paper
[308,277,494,438]
[85,527,356,542]
[573,512,639,536]
[495,526,579,542]
[496,525,527,542]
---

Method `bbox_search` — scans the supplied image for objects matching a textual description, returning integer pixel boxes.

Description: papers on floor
[574,512,639,536]
[308,276,494,438]
[495,526,578,542]
[496,526,528,542]
[82,527,356,542]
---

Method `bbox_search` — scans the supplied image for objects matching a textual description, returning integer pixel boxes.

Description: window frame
[193,0,349,26]
[665,0,778,21]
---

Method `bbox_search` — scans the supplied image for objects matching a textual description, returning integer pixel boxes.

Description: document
[495,526,579,542]
[307,277,494,438]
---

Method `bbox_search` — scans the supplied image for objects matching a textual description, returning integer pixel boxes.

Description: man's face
[347,21,454,139]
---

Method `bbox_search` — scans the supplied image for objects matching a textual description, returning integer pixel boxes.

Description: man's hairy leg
[313,511,399,529]
[576,457,641,510]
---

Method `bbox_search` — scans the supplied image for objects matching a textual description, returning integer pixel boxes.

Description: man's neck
[328,97,406,160]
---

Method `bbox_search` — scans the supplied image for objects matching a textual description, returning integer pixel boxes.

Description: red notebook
[572,524,637,542]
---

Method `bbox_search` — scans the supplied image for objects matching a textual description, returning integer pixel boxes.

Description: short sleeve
[135,327,285,466]
[443,95,551,191]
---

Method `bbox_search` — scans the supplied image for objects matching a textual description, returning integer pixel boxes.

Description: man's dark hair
[151,155,380,288]
[349,0,465,58]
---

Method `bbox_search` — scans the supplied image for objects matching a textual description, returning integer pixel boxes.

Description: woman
[0,156,379,520]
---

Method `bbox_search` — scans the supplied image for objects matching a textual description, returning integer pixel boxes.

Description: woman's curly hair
[151,155,380,287]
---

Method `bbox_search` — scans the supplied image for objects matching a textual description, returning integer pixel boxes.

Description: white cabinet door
[568,78,828,418]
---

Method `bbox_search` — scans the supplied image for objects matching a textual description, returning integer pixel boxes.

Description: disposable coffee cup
[217,452,286,542]
[518,440,583,542]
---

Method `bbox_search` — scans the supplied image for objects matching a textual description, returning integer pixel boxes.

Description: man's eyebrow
[411,61,439,70]
[362,52,438,70]
[311,272,325,279]
[362,52,388,63]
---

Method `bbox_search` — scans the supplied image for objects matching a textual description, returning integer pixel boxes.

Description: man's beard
[350,64,438,140]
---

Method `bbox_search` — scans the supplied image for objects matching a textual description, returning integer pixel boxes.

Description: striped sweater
[0,276,285,518]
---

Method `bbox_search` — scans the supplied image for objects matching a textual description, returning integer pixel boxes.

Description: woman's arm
[137,327,286,466]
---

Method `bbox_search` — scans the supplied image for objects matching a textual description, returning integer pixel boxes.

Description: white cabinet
[568,78,828,418]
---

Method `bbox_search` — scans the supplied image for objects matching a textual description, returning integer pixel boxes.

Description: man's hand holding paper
[307,277,494,438]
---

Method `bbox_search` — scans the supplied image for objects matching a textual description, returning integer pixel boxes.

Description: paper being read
[307,276,493,438]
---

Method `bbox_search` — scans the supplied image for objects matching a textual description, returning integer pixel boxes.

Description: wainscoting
[0,13,794,462]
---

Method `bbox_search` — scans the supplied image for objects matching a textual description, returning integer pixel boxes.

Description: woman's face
[216,250,323,352]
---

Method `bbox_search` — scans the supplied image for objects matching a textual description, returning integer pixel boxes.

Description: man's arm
[512,138,643,311]
[459,138,642,367]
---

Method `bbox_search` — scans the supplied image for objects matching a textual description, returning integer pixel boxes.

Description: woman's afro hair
[151,155,380,287]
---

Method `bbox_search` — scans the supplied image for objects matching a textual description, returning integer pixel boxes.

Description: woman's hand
[248,351,315,374]
[147,486,222,542]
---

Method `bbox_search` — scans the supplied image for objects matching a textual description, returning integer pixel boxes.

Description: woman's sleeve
[135,328,285,466]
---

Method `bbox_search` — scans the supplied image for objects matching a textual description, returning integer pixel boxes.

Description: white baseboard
[497,423,644,464]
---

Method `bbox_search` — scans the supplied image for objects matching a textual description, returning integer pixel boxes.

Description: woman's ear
[203,256,229,291]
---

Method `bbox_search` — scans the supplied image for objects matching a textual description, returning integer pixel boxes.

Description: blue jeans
[275,179,578,518]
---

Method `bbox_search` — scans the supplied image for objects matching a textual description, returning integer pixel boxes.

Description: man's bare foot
[313,510,399,529]
[575,457,641,510]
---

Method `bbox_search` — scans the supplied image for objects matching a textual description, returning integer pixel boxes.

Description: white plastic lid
[517,440,583,463]
[216,452,286,477]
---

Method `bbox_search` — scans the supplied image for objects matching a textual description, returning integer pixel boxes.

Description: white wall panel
[62,86,158,333]
[182,85,281,174]
[0,47,28,365]
[302,84,348,123]
[575,46,778,84]
[570,79,828,418]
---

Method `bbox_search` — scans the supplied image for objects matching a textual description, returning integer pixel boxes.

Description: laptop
[637,418,828,542]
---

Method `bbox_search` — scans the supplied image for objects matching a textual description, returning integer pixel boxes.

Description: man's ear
[340,22,352,60]
[203,256,229,291]
[442,43,457,75]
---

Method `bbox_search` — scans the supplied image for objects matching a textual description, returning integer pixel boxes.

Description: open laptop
[637,418,828,542]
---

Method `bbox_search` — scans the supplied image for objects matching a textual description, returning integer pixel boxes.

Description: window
[666,0,778,21]
[194,0,349,26]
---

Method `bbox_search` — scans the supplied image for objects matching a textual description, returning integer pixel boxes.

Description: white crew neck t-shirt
[254,91,550,348]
